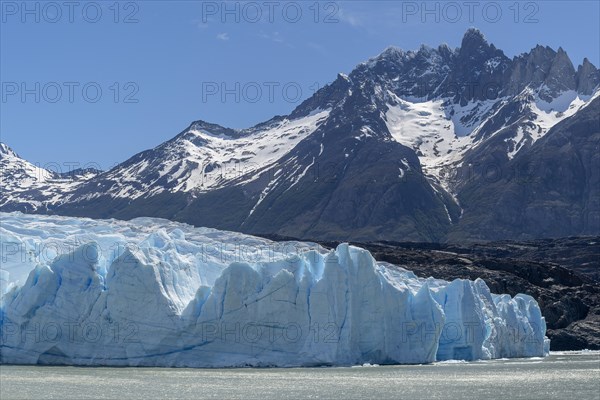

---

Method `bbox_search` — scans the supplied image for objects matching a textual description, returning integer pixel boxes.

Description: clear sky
[1,0,599,170]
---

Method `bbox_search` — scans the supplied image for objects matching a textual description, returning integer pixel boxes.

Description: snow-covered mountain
[1,29,599,241]
[0,143,100,212]
[1,143,54,191]
[79,108,330,200]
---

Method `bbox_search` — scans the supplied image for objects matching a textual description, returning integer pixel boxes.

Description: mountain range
[2,29,599,242]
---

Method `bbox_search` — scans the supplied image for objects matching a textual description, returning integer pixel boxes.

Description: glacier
[0,212,549,367]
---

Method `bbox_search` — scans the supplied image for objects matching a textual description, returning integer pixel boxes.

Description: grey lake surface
[1,352,598,400]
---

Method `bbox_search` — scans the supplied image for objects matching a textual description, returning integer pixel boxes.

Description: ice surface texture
[0,213,549,366]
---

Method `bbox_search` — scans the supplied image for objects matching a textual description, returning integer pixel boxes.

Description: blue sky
[1,0,599,170]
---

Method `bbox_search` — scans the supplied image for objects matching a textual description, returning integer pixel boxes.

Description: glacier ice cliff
[0,213,549,367]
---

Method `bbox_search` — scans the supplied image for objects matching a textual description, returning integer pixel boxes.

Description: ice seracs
[0,213,549,367]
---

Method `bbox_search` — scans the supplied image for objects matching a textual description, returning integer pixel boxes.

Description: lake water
[1,352,598,399]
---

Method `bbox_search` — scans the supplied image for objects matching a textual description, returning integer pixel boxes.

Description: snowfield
[384,89,598,192]
[0,213,549,367]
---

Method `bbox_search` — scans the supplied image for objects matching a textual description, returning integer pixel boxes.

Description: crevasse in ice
[0,213,550,366]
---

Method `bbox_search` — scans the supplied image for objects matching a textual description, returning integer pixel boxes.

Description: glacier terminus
[0,213,549,367]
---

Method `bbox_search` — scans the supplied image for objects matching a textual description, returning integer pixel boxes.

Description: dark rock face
[443,28,511,104]
[452,96,600,241]
[508,45,557,96]
[543,48,577,97]
[577,58,600,95]
[291,237,599,351]
[507,46,578,101]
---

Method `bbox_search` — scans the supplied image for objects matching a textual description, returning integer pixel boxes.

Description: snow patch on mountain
[103,109,330,200]
[0,143,54,188]
[384,97,497,187]
[384,89,598,189]
[531,90,593,130]
[0,143,102,210]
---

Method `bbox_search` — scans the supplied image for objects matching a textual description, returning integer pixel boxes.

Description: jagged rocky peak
[363,43,453,72]
[455,28,508,66]
[413,44,443,62]
[459,27,492,52]
[541,47,577,100]
[351,29,593,106]
[444,29,510,104]
[377,45,406,61]
[354,46,408,81]
[508,45,583,101]
[288,28,597,114]
[289,72,353,119]
[347,44,452,102]
[508,45,556,95]
[356,29,514,103]
[437,43,454,59]
[576,58,600,95]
